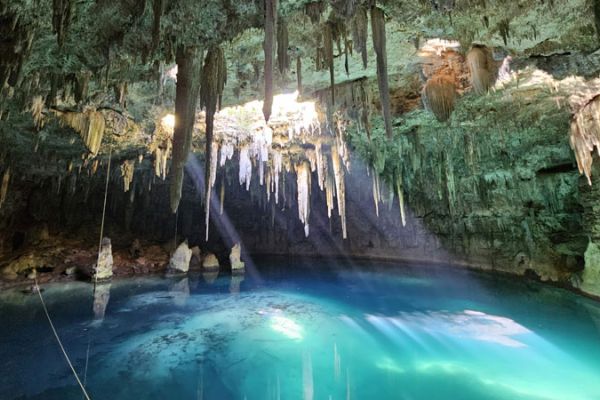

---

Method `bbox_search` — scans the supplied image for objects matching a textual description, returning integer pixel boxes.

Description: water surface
[1,261,599,400]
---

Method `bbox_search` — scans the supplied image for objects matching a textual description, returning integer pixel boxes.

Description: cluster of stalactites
[423,75,456,122]
[466,45,496,95]
[121,160,134,192]
[570,95,600,185]
[56,108,106,155]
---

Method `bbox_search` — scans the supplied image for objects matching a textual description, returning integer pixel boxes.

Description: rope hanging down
[34,278,92,400]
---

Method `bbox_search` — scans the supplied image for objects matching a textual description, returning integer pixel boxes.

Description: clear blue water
[1,260,600,400]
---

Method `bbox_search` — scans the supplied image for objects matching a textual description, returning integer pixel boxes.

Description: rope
[96,147,112,285]
[34,279,92,400]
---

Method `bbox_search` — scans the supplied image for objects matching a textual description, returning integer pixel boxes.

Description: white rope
[96,147,112,285]
[34,278,92,400]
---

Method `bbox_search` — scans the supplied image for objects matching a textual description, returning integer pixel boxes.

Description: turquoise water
[1,261,600,400]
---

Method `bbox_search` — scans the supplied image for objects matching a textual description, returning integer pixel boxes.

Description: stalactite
[220,142,234,166]
[325,163,335,219]
[30,96,44,130]
[0,167,9,209]
[331,144,347,238]
[273,150,282,203]
[370,7,392,139]
[56,109,106,155]
[52,0,71,47]
[200,46,227,240]
[151,0,164,54]
[296,161,311,237]
[351,7,368,69]
[263,0,277,122]
[297,56,303,96]
[239,146,252,190]
[170,46,202,213]
[396,173,406,227]
[121,160,134,192]
[371,166,381,217]
[323,23,335,104]
[570,95,600,185]
[219,175,225,215]
[466,45,495,95]
[305,1,324,24]
[277,19,290,75]
[423,75,456,122]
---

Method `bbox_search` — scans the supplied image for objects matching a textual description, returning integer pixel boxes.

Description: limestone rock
[230,243,245,273]
[94,237,113,281]
[202,252,219,270]
[580,241,600,297]
[168,240,192,274]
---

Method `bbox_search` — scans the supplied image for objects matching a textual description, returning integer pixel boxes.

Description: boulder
[168,240,192,274]
[94,237,113,281]
[202,253,219,270]
[229,243,245,273]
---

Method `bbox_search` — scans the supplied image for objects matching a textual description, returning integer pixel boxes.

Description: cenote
[1,261,600,400]
[4,1,600,399]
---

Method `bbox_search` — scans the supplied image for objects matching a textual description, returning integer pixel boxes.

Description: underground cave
[2,0,600,399]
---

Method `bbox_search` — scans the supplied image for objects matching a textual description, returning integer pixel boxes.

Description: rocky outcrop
[168,241,192,274]
[202,253,219,270]
[230,243,245,273]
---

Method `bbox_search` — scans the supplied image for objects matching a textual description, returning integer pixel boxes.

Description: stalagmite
[424,75,456,122]
[170,46,203,213]
[263,0,277,122]
[296,161,311,237]
[121,160,134,192]
[0,167,9,209]
[466,45,495,95]
[370,7,392,139]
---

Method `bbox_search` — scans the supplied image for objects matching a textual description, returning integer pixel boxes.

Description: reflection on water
[0,264,600,400]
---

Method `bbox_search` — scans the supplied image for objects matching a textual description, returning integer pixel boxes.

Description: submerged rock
[202,253,219,270]
[93,282,111,321]
[168,241,192,274]
[94,238,113,281]
[230,243,245,273]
